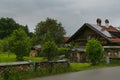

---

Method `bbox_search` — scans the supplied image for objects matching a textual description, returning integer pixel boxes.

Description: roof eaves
[66,23,117,43]
[86,23,114,42]
[66,23,89,43]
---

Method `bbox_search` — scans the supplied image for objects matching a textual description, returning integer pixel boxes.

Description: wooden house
[29,45,41,57]
[66,18,120,62]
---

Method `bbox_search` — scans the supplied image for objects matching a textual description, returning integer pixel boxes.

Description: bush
[58,48,70,59]
[2,67,22,80]
[86,38,103,65]
[9,28,31,61]
[41,41,58,61]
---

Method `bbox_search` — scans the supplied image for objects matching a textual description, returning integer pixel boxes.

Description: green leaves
[0,17,31,39]
[86,38,103,65]
[9,28,31,61]
[42,41,58,61]
[34,18,66,46]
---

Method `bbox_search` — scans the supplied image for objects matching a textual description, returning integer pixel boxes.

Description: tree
[9,28,31,60]
[41,30,54,44]
[0,38,10,52]
[58,47,70,59]
[41,30,58,61]
[42,41,58,61]
[0,17,30,39]
[86,38,103,65]
[24,25,34,37]
[24,25,29,35]
[34,18,66,46]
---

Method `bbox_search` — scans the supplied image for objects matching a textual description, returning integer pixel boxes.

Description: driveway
[28,66,120,80]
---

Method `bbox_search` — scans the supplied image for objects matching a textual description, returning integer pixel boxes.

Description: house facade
[66,18,120,62]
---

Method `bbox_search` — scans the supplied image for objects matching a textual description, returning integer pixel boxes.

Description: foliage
[0,38,10,52]
[9,28,31,61]
[2,68,13,80]
[34,18,66,46]
[1,63,70,80]
[58,47,70,58]
[24,25,29,36]
[29,32,34,38]
[86,38,103,65]
[0,40,3,52]
[1,67,23,80]
[24,25,34,37]
[41,41,58,61]
[0,17,30,39]
[41,30,54,45]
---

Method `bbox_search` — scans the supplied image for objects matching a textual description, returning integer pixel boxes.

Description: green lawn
[0,53,16,62]
[1,53,120,80]
[0,53,44,63]
[7,62,120,80]
[70,61,120,72]
[70,63,91,71]
[1,52,120,80]
[24,56,44,62]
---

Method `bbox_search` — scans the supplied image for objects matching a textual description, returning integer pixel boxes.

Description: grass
[0,52,16,62]
[70,63,91,71]
[0,52,44,63]
[24,56,44,62]
[70,61,120,72]
[1,53,120,79]
[21,61,120,79]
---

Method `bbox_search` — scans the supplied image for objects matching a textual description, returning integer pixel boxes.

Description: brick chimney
[96,18,102,26]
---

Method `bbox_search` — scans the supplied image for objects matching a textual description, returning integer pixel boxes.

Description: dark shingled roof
[66,23,120,43]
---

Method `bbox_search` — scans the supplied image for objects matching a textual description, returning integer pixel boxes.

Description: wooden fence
[34,60,70,71]
[0,60,70,72]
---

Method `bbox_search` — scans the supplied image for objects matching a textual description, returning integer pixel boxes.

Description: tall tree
[24,25,29,35]
[41,30,54,44]
[9,28,31,60]
[86,38,103,65]
[34,18,66,46]
[0,17,30,39]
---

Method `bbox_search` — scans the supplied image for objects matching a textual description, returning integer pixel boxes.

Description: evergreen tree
[0,17,30,39]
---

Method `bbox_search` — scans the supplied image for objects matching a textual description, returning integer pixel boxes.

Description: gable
[71,25,108,45]
[66,23,120,44]
[67,23,109,43]
[77,26,103,39]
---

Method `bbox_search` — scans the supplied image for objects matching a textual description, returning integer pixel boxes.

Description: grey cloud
[0,0,120,36]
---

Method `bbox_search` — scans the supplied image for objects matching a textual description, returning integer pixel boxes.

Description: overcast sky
[0,0,120,36]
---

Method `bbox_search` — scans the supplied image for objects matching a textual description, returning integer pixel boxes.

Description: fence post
[66,61,70,67]
[106,56,110,64]
[28,61,37,72]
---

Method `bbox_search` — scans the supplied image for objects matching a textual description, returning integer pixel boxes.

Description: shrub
[41,41,58,61]
[58,48,70,59]
[86,38,103,65]
[9,28,31,61]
